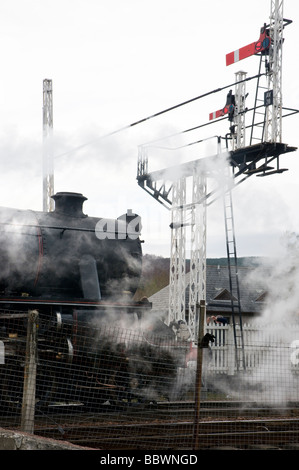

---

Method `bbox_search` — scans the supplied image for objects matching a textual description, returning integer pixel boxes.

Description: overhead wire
[54,73,265,160]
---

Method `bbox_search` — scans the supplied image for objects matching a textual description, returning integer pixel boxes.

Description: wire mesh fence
[1,308,299,450]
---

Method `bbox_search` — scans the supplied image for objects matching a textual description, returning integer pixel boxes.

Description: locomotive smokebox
[0,192,142,301]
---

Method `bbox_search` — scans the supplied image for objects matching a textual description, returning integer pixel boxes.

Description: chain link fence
[1,308,299,450]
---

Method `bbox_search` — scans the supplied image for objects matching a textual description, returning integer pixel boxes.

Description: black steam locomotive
[0,192,186,409]
[0,191,143,301]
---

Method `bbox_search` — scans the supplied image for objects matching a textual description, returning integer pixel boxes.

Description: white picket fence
[205,322,299,376]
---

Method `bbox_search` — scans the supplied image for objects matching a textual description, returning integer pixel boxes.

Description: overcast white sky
[0,0,299,259]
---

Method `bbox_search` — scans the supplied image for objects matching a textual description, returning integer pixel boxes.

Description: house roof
[149,264,268,315]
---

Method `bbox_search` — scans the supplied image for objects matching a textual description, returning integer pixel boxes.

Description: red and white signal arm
[209,106,229,121]
[209,90,235,121]
[226,25,271,66]
[209,26,270,121]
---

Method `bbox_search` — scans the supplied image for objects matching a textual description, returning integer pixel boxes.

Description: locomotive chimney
[51,192,87,217]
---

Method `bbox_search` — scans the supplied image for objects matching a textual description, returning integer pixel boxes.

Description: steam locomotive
[0,191,143,301]
[0,192,187,409]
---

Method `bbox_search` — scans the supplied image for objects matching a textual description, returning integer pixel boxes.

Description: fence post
[193,299,206,450]
[21,309,39,434]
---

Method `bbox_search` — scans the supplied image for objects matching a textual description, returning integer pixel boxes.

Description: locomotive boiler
[0,191,143,301]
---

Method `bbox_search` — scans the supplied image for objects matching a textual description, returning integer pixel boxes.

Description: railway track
[26,400,299,450]
[34,416,299,450]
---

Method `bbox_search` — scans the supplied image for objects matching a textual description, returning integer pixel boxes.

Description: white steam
[216,232,299,404]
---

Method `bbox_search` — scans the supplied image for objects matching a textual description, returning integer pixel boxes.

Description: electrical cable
[54,73,265,160]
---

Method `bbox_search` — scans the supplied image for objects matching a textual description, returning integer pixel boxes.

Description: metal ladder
[249,53,268,145]
[223,189,246,371]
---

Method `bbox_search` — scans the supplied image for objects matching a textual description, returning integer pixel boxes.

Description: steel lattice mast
[265,0,284,143]
[233,71,247,149]
[188,170,207,338]
[42,79,54,212]
[169,177,186,324]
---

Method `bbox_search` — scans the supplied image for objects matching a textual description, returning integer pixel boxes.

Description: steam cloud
[207,232,299,405]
